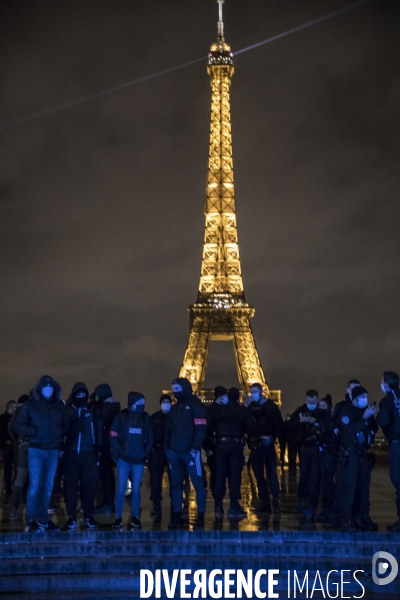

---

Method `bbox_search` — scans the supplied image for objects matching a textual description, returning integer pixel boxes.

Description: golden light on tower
[179,1,281,405]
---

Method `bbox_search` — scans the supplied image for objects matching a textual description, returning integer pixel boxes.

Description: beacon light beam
[0,0,373,132]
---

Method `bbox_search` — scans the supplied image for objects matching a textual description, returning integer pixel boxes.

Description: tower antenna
[217,0,225,41]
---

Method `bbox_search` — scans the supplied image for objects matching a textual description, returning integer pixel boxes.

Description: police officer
[148,394,172,516]
[314,395,337,523]
[288,390,321,514]
[63,382,103,530]
[377,371,400,533]
[331,379,361,425]
[336,385,378,531]
[203,386,228,499]
[247,383,284,514]
[166,377,207,530]
[208,387,256,519]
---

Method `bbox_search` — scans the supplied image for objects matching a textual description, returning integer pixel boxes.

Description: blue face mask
[42,385,54,399]
[132,404,145,414]
[306,402,317,411]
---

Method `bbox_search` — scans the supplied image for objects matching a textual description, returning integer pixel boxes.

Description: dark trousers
[2,444,14,494]
[99,445,115,506]
[214,441,244,503]
[389,440,400,519]
[207,453,217,497]
[64,451,99,519]
[148,447,170,503]
[166,448,206,513]
[250,443,280,498]
[288,441,298,470]
[298,444,320,503]
[336,452,371,523]
[320,449,337,513]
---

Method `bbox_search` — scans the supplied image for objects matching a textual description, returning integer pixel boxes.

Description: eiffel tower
[179,1,281,405]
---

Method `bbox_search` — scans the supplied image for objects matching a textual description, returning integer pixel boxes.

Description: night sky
[1,0,399,415]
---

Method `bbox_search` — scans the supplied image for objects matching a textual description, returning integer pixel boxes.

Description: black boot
[256,496,271,512]
[169,513,184,530]
[387,519,400,533]
[150,502,162,516]
[272,496,281,515]
[193,512,205,530]
[228,502,246,519]
[215,503,224,518]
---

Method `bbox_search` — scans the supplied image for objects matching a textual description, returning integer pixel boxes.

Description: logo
[372,551,398,586]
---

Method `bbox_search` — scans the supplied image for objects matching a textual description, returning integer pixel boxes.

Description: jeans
[166,449,206,513]
[26,447,59,523]
[116,459,144,518]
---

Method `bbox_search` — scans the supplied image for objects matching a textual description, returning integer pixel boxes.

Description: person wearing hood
[63,382,103,530]
[92,383,121,514]
[377,371,400,533]
[109,392,154,530]
[208,387,256,519]
[247,383,284,515]
[148,394,173,517]
[14,375,66,533]
[165,377,207,530]
[336,385,378,531]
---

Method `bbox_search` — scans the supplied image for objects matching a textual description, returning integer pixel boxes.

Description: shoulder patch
[185,406,190,410]
[194,418,207,425]
[109,431,118,437]
[342,416,350,425]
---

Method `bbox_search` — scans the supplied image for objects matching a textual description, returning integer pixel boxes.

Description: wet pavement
[0,461,397,533]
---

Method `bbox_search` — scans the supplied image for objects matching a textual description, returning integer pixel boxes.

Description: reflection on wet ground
[0,462,396,533]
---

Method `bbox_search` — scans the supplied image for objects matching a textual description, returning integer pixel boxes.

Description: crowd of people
[0,371,399,534]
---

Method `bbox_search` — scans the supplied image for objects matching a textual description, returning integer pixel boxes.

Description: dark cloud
[0,0,399,413]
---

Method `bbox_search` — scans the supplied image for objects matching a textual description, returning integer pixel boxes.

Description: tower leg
[232,316,268,393]
[179,317,210,394]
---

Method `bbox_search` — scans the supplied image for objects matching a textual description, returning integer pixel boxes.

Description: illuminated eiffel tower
[179,1,281,405]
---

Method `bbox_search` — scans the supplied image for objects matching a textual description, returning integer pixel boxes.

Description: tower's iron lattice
[179,1,281,405]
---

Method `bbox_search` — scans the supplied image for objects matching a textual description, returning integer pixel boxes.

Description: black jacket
[109,409,154,464]
[0,412,13,450]
[207,401,256,441]
[65,383,103,453]
[14,376,67,450]
[98,398,121,448]
[288,404,323,447]
[151,410,168,448]
[247,398,284,442]
[165,395,207,454]
[338,403,378,454]
[377,389,400,442]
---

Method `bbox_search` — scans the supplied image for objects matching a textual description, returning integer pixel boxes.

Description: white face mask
[161,402,171,413]
[42,385,54,399]
[220,395,229,405]
[306,402,317,411]
[357,397,368,409]
[251,392,261,402]
[381,382,389,394]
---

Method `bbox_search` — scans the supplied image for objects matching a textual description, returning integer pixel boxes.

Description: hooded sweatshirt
[165,378,207,454]
[64,382,103,453]
[94,383,121,447]
[14,375,67,450]
[109,392,154,464]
